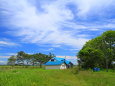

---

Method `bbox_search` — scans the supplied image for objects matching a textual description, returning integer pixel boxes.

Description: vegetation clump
[77,30,115,69]
[7,52,55,68]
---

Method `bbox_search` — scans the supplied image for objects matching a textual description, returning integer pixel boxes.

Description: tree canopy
[7,55,16,66]
[7,51,55,68]
[77,30,115,69]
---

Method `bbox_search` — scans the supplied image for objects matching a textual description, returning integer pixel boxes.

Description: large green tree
[7,55,16,67]
[77,30,115,69]
[78,48,105,68]
[13,51,55,67]
[103,30,115,68]
[17,51,25,65]
[33,53,53,68]
[24,53,31,65]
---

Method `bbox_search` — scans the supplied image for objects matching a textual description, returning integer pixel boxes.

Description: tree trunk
[109,40,112,68]
[103,37,108,72]
[22,60,24,68]
[40,63,42,68]
[33,62,35,68]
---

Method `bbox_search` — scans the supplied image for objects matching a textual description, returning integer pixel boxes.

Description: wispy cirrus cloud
[0,0,115,49]
[0,38,18,46]
[0,56,10,58]
[0,61,7,64]
[0,40,18,46]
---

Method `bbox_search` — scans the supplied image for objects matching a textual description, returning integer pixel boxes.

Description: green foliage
[7,55,16,66]
[11,51,55,68]
[78,48,105,68]
[77,30,115,69]
[49,52,56,58]
[31,53,51,67]
[17,51,25,65]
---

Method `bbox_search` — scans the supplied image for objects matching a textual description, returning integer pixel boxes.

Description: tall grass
[0,66,115,86]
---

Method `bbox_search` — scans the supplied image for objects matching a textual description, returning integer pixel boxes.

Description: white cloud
[57,56,77,59]
[57,56,78,65]
[41,48,54,51]
[7,53,17,56]
[0,61,7,64]
[70,0,115,19]
[69,49,80,51]
[0,0,114,49]
[0,41,18,46]
[0,56,10,58]
[48,48,54,51]
[0,53,17,56]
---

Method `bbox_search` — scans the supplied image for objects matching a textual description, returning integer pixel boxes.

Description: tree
[77,30,115,69]
[24,53,31,65]
[33,53,52,68]
[49,52,55,58]
[7,55,16,67]
[78,48,104,69]
[102,30,115,69]
[78,59,81,70]
[17,51,25,65]
[15,51,55,67]
[29,54,38,66]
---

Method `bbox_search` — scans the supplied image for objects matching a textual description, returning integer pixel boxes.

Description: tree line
[7,51,55,68]
[77,30,115,69]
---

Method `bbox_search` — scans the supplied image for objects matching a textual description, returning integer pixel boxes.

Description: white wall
[60,63,67,69]
[45,63,67,69]
[45,65,60,69]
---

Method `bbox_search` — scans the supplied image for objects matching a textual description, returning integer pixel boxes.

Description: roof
[45,61,64,65]
[54,57,70,64]
[45,57,71,65]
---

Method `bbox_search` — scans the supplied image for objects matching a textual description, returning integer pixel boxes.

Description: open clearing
[0,66,115,86]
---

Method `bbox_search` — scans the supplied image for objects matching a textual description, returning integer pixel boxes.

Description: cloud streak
[0,40,18,46]
[0,60,8,65]
[0,56,10,58]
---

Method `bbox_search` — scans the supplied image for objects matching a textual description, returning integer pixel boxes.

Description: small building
[45,57,73,69]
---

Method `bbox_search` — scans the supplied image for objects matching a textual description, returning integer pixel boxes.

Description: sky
[0,0,115,65]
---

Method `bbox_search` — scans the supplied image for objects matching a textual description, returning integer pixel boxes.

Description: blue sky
[0,0,115,65]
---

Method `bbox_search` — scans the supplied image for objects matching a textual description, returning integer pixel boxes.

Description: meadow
[0,66,115,86]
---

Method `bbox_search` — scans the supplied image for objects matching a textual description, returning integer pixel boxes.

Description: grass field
[0,66,115,86]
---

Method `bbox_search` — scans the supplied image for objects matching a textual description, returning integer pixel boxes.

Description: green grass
[0,66,115,86]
